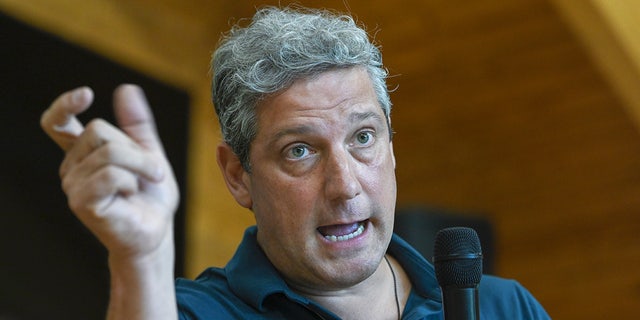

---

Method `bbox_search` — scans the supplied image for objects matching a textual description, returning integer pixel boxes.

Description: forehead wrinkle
[349,110,385,125]
[273,124,316,142]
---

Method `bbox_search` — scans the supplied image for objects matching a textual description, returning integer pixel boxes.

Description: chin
[325,253,383,287]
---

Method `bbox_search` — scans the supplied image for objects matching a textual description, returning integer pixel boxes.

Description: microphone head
[433,227,483,288]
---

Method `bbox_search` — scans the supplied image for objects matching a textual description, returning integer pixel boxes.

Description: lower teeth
[324,224,365,242]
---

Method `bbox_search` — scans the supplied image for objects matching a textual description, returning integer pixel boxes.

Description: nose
[323,147,362,201]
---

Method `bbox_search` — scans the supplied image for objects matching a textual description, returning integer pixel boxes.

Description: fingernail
[52,123,68,132]
[53,118,71,132]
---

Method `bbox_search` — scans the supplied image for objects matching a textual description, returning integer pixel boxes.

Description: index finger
[40,87,94,151]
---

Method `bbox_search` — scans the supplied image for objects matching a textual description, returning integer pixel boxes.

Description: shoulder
[175,268,231,319]
[175,268,261,319]
[479,275,550,319]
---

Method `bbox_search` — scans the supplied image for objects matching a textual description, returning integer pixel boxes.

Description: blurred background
[1,0,639,318]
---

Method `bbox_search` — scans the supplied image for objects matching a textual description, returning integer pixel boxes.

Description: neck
[290,254,405,320]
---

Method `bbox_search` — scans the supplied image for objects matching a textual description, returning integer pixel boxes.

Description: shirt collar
[225,226,311,311]
[387,233,443,302]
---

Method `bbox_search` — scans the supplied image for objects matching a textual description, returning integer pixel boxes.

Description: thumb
[113,84,165,153]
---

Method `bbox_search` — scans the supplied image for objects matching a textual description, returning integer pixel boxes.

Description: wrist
[107,227,177,320]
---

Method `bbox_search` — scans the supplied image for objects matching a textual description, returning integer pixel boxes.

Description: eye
[286,144,311,159]
[355,130,374,146]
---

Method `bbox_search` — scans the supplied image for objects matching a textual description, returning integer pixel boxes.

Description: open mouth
[317,220,366,242]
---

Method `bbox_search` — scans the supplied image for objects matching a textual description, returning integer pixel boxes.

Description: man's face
[244,67,397,291]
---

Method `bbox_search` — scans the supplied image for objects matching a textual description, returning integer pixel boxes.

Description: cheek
[364,154,398,212]
[253,181,319,259]
[252,175,317,227]
[366,151,397,189]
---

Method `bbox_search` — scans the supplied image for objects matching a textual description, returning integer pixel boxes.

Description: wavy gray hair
[211,6,392,171]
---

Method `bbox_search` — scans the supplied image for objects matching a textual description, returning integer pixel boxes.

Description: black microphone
[433,227,483,320]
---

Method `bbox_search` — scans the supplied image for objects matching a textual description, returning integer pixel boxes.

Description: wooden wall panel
[553,0,640,133]
[2,0,639,318]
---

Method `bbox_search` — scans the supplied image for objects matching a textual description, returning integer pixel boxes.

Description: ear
[216,142,253,209]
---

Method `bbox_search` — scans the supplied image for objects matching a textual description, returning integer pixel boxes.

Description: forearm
[106,228,178,320]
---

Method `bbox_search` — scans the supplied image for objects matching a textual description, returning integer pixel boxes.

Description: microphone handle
[442,286,479,320]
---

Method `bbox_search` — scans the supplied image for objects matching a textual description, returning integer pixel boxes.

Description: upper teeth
[324,224,365,242]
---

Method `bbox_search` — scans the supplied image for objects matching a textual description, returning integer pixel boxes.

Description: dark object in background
[394,206,496,275]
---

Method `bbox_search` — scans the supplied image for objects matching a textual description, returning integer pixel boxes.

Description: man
[41,6,549,319]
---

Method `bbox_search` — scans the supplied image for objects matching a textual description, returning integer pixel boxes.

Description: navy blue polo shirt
[176,226,549,319]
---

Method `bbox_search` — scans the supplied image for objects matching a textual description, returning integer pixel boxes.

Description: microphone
[433,227,483,320]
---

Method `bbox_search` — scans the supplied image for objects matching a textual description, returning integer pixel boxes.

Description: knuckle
[66,194,85,215]
[60,172,76,195]
[98,166,137,192]
[85,119,107,135]
[84,119,123,152]
[90,166,120,189]
[96,166,120,185]
[97,141,121,161]
[85,118,108,131]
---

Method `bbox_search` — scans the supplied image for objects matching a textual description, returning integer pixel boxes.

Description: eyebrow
[268,111,387,146]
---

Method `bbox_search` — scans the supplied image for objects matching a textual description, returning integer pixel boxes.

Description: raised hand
[41,84,179,319]
[41,84,179,258]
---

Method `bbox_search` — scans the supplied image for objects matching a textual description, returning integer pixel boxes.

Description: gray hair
[211,6,392,171]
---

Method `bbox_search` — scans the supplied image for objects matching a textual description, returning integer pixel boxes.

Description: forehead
[254,67,384,135]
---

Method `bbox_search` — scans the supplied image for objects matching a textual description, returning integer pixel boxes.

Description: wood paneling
[2,0,639,318]
[553,0,640,132]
